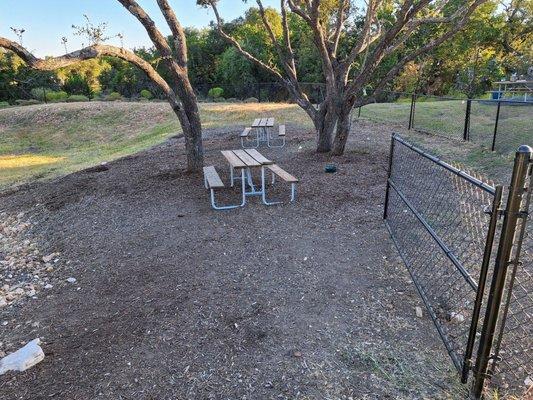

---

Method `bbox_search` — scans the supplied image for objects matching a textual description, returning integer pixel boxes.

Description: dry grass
[0,101,311,189]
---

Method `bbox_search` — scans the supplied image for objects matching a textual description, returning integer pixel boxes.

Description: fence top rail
[392,133,497,196]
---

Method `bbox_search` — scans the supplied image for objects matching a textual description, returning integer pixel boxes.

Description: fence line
[355,91,532,155]
[384,134,532,398]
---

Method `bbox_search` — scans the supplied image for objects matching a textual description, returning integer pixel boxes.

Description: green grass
[360,99,532,154]
[0,101,311,189]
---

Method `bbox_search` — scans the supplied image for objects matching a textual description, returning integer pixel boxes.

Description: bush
[226,98,239,103]
[140,89,153,100]
[244,97,259,103]
[47,91,68,102]
[214,97,226,102]
[208,87,224,99]
[15,99,41,106]
[66,95,90,102]
[31,87,49,102]
[0,101,10,108]
[106,92,122,101]
[63,74,93,97]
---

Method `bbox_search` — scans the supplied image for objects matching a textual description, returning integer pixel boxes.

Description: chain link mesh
[385,135,497,372]
[488,169,532,397]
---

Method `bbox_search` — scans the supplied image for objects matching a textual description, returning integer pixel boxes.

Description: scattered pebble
[415,306,423,318]
[0,212,61,306]
[66,277,77,284]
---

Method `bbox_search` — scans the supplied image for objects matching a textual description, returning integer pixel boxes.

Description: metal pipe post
[472,145,532,398]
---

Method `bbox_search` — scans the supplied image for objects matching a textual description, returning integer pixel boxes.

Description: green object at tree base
[325,164,337,173]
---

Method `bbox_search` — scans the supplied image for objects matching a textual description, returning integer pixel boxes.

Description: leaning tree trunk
[331,102,353,155]
[174,79,204,172]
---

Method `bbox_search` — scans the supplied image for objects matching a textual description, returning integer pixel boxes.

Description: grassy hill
[0,101,312,189]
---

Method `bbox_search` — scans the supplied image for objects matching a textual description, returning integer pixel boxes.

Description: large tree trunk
[314,101,338,153]
[174,79,204,172]
[331,102,353,155]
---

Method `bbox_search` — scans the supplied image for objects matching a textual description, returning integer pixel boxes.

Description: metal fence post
[408,93,416,130]
[491,101,501,152]
[463,99,472,141]
[383,133,396,220]
[472,145,532,399]
[461,185,503,383]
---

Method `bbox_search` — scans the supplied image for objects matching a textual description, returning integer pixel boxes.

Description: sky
[0,0,280,57]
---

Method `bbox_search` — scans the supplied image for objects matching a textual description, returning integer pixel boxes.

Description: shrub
[66,95,90,102]
[244,97,259,103]
[106,92,122,101]
[63,73,93,97]
[214,97,226,102]
[226,98,239,103]
[31,87,49,101]
[47,91,68,102]
[208,87,224,99]
[140,89,153,100]
[0,101,9,108]
[15,99,41,106]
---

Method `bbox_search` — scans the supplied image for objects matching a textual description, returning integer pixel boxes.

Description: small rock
[524,376,532,387]
[66,277,77,284]
[42,254,55,263]
[450,312,465,324]
[0,297,6,308]
[415,306,423,318]
[0,338,45,375]
[44,284,53,290]
[293,351,302,358]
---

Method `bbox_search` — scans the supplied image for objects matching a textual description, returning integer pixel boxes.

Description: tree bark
[175,79,204,171]
[331,102,353,155]
[314,101,338,152]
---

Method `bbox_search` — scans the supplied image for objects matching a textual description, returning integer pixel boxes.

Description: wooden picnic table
[221,149,273,198]
[251,117,275,128]
[203,148,297,209]
[241,117,286,149]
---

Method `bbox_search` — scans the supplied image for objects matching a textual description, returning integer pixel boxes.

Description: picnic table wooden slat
[244,149,274,165]
[232,149,262,167]
[268,164,299,182]
[240,127,252,137]
[266,117,275,126]
[203,166,225,188]
[221,150,247,168]
[252,118,261,127]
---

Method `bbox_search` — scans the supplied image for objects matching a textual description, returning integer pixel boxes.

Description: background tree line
[1,0,530,105]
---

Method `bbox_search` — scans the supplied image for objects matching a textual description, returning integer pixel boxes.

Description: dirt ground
[0,122,466,399]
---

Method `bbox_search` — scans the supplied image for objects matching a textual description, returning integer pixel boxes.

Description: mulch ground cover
[0,124,464,399]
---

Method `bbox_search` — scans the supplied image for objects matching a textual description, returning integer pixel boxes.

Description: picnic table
[203,149,298,210]
[241,117,286,148]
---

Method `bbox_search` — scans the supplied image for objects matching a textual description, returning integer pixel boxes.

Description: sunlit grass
[0,101,312,189]
[0,154,65,169]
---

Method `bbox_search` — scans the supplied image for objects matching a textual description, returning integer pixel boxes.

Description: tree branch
[0,37,183,111]
[156,0,188,68]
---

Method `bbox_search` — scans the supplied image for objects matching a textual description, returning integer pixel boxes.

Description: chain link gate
[383,134,532,398]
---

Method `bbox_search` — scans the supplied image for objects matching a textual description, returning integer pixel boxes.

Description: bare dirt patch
[0,126,465,399]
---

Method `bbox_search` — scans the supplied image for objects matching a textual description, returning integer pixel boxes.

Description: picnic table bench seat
[263,163,298,204]
[240,127,252,137]
[267,164,298,183]
[203,166,224,189]
[203,165,245,210]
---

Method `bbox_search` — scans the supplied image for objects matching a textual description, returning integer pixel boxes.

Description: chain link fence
[484,165,532,397]
[355,91,533,155]
[384,134,498,373]
[384,134,532,399]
